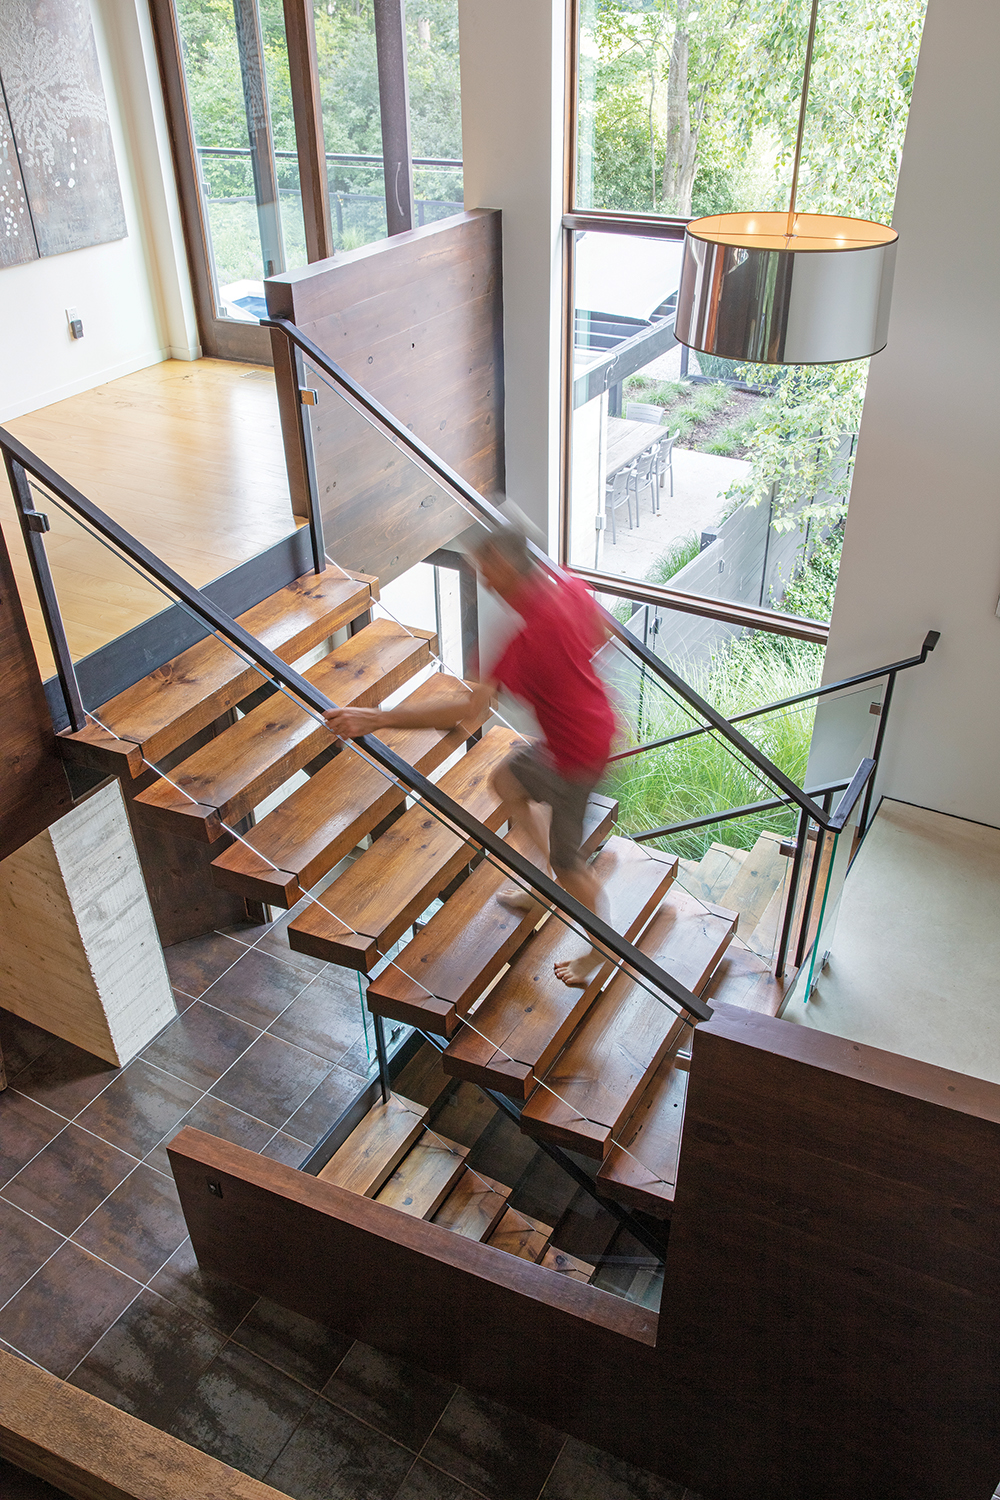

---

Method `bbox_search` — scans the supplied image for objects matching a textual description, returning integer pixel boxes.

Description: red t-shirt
[492,572,616,779]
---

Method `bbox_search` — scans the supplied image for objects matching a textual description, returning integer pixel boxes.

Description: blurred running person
[323,526,616,987]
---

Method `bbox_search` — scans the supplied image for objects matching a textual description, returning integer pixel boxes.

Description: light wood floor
[0,359,299,679]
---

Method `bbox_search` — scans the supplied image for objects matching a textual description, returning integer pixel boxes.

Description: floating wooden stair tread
[442,839,677,1098]
[132,618,433,841]
[486,1207,553,1262]
[366,793,618,1036]
[596,1056,689,1218]
[539,1246,596,1283]
[58,568,374,777]
[519,891,735,1159]
[676,842,747,906]
[208,678,491,906]
[714,831,786,932]
[286,724,521,971]
[431,1168,511,1241]
[317,1092,427,1197]
[374,1129,469,1219]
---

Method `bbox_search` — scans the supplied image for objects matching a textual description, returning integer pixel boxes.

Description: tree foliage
[578,0,926,536]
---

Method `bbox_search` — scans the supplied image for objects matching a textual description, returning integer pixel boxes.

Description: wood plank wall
[265,210,504,585]
[0,515,71,861]
[659,1002,1000,1500]
[169,1001,1000,1500]
[0,1349,295,1500]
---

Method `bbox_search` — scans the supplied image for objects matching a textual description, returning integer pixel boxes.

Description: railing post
[794,787,834,969]
[860,671,895,830]
[373,1011,391,1105]
[292,344,327,575]
[3,454,86,732]
[775,802,809,979]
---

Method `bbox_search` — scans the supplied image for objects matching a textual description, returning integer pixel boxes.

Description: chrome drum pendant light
[674,0,898,365]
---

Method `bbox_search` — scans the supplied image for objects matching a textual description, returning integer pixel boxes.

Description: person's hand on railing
[323,705,386,739]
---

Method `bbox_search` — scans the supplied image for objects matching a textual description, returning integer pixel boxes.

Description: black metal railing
[258,315,940,982]
[0,426,711,1028]
[1,310,940,996]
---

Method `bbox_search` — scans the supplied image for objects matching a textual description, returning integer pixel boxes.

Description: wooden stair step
[132,619,433,842]
[391,1041,455,1110]
[518,891,736,1159]
[442,839,677,1099]
[366,794,618,1037]
[58,568,375,778]
[317,1092,427,1196]
[714,830,786,931]
[485,1207,553,1262]
[431,1167,511,1241]
[596,1056,689,1218]
[539,1246,596,1283]
[208,678,492,906]
[286,725,521,971]
[676,841,748,906]
[374,1129,469,1219]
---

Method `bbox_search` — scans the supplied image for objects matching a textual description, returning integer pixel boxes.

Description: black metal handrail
[630,778,851,844]
[0,425,712,1027]
[261,316,887,835]
[609,630,941,764]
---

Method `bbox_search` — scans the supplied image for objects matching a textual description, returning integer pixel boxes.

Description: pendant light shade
[674,211,898,365]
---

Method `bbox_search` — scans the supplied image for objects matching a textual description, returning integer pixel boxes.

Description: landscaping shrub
[646,531,702,585]
[604,640,820,861]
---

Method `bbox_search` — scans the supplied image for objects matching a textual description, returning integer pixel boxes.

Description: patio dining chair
[624,401,665,425]
[656,431,677,499]
[627,447,660,521]
[605,464,635,544]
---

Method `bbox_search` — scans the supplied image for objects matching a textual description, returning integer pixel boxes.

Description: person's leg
[491,760,552,880]
[552,854,610,985]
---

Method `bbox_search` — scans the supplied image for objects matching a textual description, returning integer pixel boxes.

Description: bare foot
[553,952,601,987]
[497,887,535,914]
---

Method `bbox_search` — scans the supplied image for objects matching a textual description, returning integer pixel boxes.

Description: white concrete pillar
[458,0,565,553]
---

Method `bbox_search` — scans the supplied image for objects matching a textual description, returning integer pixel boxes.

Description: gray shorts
[502,744,597,873]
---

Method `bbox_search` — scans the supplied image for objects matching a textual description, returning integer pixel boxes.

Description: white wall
[819,0,1000,828]
[0,0,199,423]
[457,0,564,552]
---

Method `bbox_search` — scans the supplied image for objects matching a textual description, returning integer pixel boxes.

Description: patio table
[605,416,665,476]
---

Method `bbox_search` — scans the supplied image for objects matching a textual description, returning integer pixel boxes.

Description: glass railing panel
[299,353,490,590]
[19,479,185,679]
[785,782,866,1008]
[804,679,887,788]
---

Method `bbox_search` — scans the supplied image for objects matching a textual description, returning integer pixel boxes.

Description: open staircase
[58,560,796,1268]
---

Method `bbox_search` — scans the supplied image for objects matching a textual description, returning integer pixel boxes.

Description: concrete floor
[599,446,749,583]
[782,798,1000,1086]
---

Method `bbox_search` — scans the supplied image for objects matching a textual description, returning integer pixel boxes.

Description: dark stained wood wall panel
[265,211,504,585]
[658,1002,1000,1500]
[0,521,71,863]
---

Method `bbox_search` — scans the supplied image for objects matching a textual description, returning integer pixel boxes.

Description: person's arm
[323,678,496,740]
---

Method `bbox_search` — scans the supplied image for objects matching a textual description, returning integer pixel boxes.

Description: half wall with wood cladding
[265,209,504,585]
[170,1001,1000,1500]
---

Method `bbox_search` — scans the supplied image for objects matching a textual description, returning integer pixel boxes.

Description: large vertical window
[565,0,927,644]
[153,0,465,356]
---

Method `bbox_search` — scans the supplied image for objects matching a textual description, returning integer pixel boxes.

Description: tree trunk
[662,0,699,215]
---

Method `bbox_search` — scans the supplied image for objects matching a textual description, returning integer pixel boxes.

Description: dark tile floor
[0,924,702,1500]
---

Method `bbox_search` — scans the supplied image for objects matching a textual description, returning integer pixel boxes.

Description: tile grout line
[533,1434,569,1500]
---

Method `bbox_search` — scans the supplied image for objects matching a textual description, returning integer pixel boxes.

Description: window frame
[558,0,830,647]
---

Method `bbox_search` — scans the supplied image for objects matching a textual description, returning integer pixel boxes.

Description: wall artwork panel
[0,88,37,266]
[0,0,126,261]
